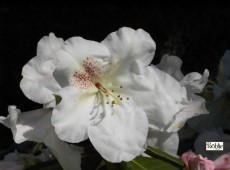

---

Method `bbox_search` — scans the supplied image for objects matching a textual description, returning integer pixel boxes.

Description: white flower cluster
[0,27,209,170]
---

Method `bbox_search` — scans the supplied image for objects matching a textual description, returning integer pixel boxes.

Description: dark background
[1,2,230,158]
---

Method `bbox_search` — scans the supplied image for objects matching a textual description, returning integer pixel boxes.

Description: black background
[1,2,230,158]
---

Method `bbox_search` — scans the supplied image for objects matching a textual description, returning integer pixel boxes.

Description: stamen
[107,85,123,89]
[106,91,120,103]
[95,83,130,108]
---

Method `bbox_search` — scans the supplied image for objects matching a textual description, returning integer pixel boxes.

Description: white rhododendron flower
[156,54,209,131]
[147,54,209,156]
[18,27,207,162]
[20,27,157,162]
[0,106,81,170]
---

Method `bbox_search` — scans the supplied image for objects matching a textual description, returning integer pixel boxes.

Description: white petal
[88,102,148,163]
[44,129,81,170]
[53,50,77,87]
[37,33,64,58]
[147,129,179,157]
[166,95,209,132]
[0,106,81,170]
[53,37,110,87]
[0,106,52,143]
[156,54,184,81]
[20,33,63,105]
[52,86,96,143]
[181,69,209,96]
[63,36,110,62]
[102,27,156,68]
[20,56,61,105]
[110,65,188,130]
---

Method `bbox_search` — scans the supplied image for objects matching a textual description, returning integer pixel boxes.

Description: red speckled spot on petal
[70,57,114,90]
[70,71,94,90]
[83,57,103,79]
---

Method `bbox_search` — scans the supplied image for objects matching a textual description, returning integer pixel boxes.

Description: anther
[127,97,129,100]
[111,90,114,92]
[118,95,120,97]
[106,102,109,104]
[120,97,123,100]
[112,100,116,104]
[120,86,122,88]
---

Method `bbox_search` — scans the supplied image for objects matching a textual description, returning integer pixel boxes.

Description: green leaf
[145,146,184,168]
[53,94,62,105]
[104,160,121,170]
[31,142,44,154]
[121,156,180,170]
[24,159,63,170]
